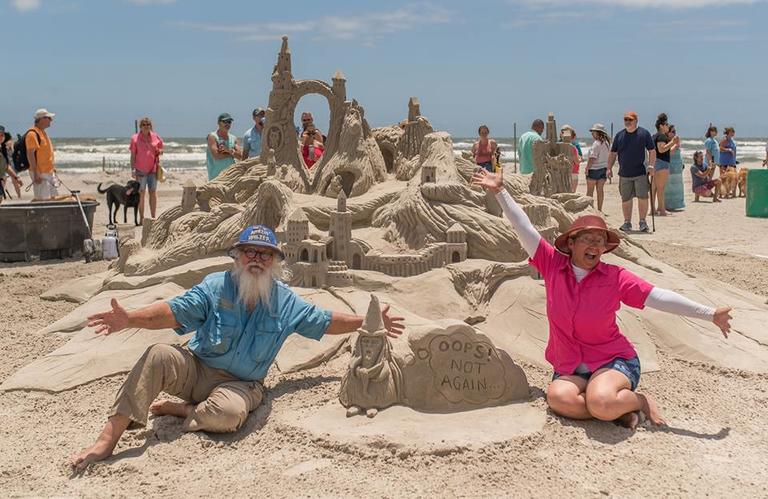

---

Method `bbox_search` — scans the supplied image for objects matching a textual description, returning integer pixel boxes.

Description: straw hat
[589,123,608,134]
[554,215,621,254]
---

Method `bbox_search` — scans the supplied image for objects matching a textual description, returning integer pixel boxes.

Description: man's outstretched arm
[87,298,180,335]
[325,305,404,338]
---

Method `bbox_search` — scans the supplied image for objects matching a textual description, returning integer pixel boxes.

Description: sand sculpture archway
[263,36,347,192]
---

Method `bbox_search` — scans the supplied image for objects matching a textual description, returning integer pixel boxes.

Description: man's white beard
[233,261,274,309]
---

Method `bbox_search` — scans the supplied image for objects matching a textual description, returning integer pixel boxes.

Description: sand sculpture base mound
[275,402,545,454]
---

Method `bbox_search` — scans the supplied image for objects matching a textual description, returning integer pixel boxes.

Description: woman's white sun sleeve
[645,287,715,320]
[494,190,541,258]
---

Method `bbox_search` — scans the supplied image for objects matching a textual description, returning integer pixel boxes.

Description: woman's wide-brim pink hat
[554,215,621,254]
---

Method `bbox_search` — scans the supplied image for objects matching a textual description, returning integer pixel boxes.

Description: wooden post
[513,122,518,173]
[102,156,106,172]
[181,179,197,213]
[134,119,138,134]
[609,122,614,183]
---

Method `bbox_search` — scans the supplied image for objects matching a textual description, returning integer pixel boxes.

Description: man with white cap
[26,108,57,200]
[70,224,405,470]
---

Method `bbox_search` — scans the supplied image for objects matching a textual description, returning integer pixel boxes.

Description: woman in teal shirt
[206,113,241,180]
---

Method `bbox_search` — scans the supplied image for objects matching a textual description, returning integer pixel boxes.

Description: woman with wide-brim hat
[585,123,611,211]
[472,168,733,429]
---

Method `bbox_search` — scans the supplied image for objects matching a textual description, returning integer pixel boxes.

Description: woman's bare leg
[546,375,590,419]
[138,189,146,221]
[585,369,665,428]
[149,189,158,219]
[655,170,669,215]
[596,180,606,212]
[586,180,596,199]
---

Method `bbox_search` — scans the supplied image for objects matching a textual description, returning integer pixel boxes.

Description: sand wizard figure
[339,295,405,418]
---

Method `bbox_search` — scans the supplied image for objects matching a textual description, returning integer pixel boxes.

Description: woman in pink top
[129,117,164,220]
[472,168,733,428]
[471,125,497,173]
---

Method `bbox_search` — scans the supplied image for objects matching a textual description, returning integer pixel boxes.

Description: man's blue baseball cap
[232,225,284,259]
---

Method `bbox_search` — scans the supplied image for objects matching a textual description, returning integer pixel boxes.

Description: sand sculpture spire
[362,294,383,333]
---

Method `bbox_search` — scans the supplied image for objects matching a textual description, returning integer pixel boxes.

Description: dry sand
[1,167,767,497]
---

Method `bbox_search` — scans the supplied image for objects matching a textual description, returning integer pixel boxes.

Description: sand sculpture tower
[262,36,348,184]
[445,223,468,263]
[530,113,573,197]
[329,189,352,262]
[399,96,434,161]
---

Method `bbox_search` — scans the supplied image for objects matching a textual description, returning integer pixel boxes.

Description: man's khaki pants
[110,344,264,433]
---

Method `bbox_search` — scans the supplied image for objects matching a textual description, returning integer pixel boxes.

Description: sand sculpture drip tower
[530,113,573,197]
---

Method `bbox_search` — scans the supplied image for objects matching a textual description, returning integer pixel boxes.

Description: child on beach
[690,151,721,202]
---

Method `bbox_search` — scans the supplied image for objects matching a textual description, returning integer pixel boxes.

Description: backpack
[11,129,41,172]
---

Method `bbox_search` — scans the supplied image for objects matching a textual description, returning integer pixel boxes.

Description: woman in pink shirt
[129,117,164,220]
[472,168,733,428]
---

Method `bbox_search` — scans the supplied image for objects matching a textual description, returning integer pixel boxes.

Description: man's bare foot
[150,400,194,419]
[69,438,117,470]
[69,415,131,470]
[637,393,666,425]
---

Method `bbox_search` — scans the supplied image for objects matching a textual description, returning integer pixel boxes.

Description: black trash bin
[0,200,99,262]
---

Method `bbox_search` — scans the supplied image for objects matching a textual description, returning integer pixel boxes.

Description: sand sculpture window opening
[326,242,333,260]
[338,172,356,197]
[300,249,309,262]
[381,147,394,174]
[294,94,331,170]
[452,251,461,263]
[352,253,362,270]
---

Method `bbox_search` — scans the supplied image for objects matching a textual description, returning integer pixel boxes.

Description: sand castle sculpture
[4,36,767,405]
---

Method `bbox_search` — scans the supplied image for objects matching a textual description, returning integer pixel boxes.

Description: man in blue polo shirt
[70,225,404,470]
[607,111,656,233]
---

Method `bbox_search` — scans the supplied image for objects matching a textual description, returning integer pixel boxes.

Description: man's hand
[471,168,503,194]
[381,304,405,339]
[647,166,655,178]
[713,306,732,339]
[607,167,613,179]
[33,173,42,185]
[87,298,130,335]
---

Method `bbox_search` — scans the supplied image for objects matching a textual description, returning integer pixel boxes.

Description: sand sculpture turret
[262,36,386,198]
[530,113,573,197]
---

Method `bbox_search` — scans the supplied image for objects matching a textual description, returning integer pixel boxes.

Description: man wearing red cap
[472,169,732,429]
[608,111,656,233]
[70,224,405,470]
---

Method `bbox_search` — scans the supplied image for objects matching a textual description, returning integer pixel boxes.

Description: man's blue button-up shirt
[168,271,331,381]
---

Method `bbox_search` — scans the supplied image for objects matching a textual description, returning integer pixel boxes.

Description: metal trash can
[0,200,99,262]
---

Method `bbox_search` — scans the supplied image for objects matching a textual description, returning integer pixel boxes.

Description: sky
[3,0,768,138]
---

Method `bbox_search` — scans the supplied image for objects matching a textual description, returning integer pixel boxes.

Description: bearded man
[70,225,404,469]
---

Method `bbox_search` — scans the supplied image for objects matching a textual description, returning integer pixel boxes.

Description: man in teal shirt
[71,225,405,470]
[518,119,545,174]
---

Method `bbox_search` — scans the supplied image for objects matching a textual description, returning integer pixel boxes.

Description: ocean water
[41,136,768,172]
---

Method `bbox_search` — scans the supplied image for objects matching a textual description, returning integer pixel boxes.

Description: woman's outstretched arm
[471,169,541,257]
[645,287,732,338]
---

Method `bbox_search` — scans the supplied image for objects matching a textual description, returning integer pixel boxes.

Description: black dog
[97,180,141,225]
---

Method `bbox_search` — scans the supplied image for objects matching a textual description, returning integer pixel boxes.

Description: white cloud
[10,0,41,11]
[175,4,455,44]
[128,0,176,4]
[510,0,763,7]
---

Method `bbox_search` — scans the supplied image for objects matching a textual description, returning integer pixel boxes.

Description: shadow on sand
[556,412,731,445]
[70,374,340,476]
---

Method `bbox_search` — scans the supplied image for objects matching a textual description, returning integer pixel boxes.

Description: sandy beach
[1,160,767,497]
